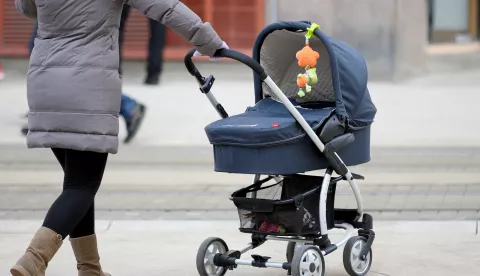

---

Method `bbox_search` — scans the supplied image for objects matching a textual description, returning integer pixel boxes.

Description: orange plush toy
[295,23,321,97]
[296,45,320,69]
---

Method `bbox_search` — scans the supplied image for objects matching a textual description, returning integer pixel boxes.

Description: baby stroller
[184,21,377,276]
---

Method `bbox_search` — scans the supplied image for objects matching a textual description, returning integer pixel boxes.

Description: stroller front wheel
[343,236,373,276]
[196,237,229,276]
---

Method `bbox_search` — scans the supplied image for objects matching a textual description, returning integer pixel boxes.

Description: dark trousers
[118,5,166,77]
[42,149,108,239]
[28,23,38,54]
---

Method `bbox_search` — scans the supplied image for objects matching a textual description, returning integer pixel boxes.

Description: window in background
[429,0,478,43]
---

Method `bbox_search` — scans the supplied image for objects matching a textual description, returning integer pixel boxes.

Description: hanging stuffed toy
[296,23,320,97]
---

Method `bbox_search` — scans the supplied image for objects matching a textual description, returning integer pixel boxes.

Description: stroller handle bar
[184,48,268,81]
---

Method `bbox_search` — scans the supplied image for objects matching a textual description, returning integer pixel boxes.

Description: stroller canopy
[252,21,377,130]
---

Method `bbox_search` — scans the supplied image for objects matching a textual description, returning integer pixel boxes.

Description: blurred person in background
[119,4,166,85]
[0,61,5,80]
[23,23,147,144]
[11,1,227,276]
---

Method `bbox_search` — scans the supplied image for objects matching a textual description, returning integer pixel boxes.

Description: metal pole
[266,0,278,24]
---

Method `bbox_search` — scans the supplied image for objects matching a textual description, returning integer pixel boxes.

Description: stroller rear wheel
[286,241,298,263]
[196,237,229,276]
[343,236,373,276]
[291,245,325,276]
[286,241,308,275]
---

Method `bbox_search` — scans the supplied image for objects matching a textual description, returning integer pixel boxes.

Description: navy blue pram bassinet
[204,21,377,175]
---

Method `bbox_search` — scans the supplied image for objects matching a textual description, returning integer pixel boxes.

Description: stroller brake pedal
[252,254,271,261]
[251,254,271,267]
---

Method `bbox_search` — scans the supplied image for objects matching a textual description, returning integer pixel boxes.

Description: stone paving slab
[3,166,480,187]
[2,63,480,148]
[2,145,480,169]
[2,209,478,221]
[1,182,479,215]
[0,220,478,276]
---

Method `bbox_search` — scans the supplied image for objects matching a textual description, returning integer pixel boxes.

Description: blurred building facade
[428,0,479,43]
[0,0,264,59]
[0,0,478,81]
[271,0,479,81]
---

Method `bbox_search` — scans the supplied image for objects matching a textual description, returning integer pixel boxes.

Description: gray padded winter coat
[15,0,223,154]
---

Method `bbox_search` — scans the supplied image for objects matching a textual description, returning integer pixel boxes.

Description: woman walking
[12,0,227,275]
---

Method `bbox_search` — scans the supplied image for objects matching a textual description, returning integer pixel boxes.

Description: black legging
[42,148,108,239]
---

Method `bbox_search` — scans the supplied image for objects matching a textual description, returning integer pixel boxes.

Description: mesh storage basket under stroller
[231,174,336,236]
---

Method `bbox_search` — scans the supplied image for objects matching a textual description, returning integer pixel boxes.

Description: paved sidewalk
[2,60,480,276]
[2,144,480,168]
[1,180,479,220]
[2,159,480,221]
[1,59,480,148]
[2,145,480,221]
[0,220,479,276]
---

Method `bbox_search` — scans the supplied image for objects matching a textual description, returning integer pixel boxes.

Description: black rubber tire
[291,245,325,276]
[286,242,296,275]
[286,241,296,263]
[343,236,373,276]
[196,237,229,276]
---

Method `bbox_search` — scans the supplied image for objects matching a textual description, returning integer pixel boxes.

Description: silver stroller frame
[185,48,375,276]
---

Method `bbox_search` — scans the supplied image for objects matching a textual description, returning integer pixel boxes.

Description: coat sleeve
[126,0,223,56]
[15,0,37,20]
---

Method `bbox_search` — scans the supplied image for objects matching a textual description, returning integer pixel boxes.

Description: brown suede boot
[70,234,111,276]
[10,226,63,276]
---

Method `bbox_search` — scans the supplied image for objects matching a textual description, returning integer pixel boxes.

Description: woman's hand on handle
[193,41,229,60]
